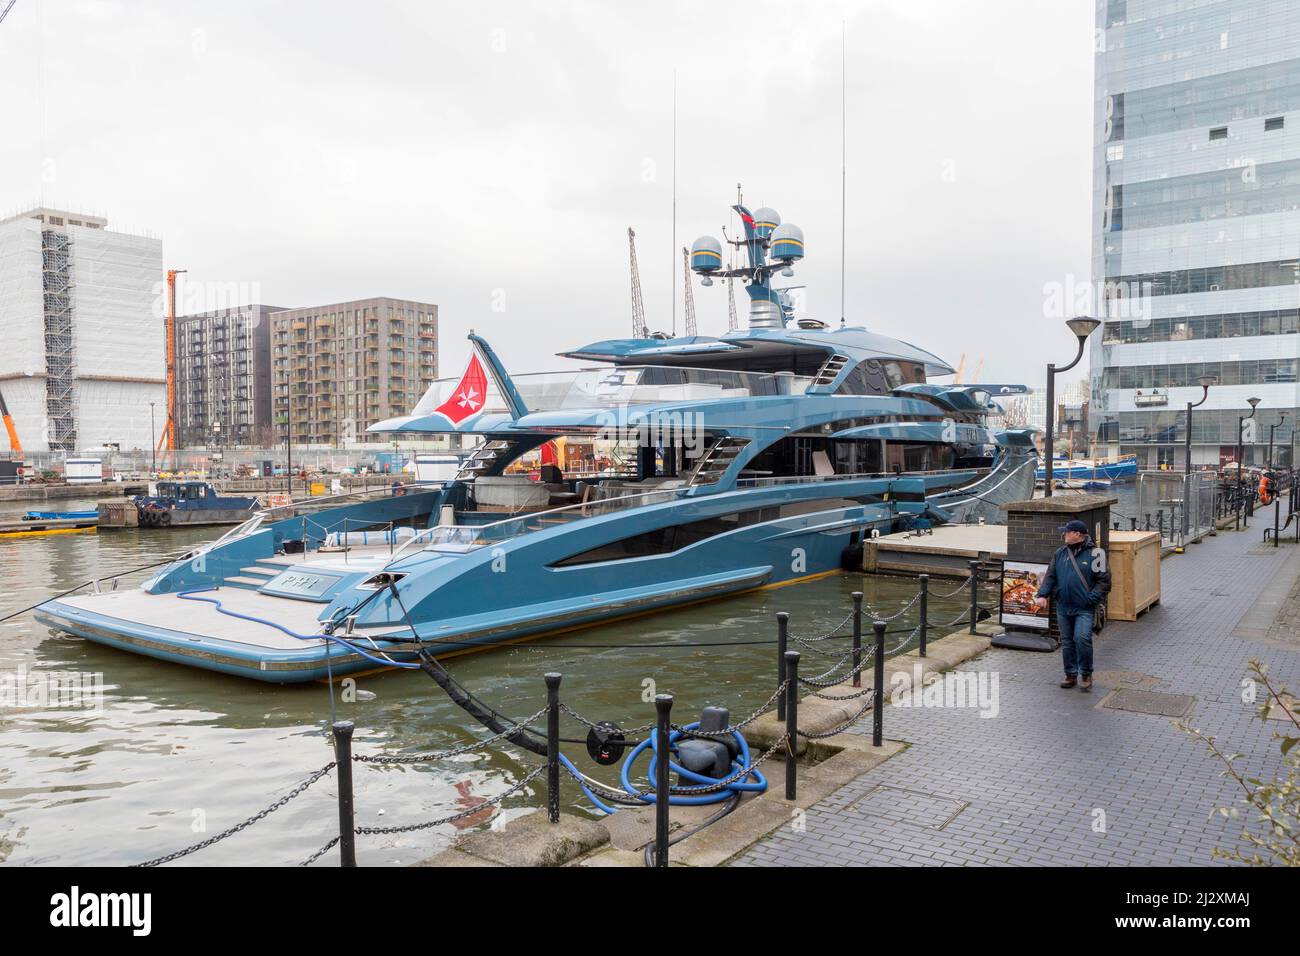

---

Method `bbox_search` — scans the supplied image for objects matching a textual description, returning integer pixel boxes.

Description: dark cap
[1057,519,1089,535]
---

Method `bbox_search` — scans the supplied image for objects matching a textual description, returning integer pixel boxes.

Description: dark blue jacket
[1036,537,1112,612]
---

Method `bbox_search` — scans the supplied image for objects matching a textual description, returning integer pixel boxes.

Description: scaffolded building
[0,209,163,454]
[176,304,285,447]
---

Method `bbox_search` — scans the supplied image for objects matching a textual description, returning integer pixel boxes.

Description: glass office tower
[1090,0,1300,470]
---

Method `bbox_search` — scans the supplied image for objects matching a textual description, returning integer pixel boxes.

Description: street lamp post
[1183,376,1216,539]
[1043,316,1101,498]
[1184,376,1216,476]
[1267,413,1287,471]
[1236,397,1261,531]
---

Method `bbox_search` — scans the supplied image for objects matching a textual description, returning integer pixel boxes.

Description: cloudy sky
[0,0,1096,390]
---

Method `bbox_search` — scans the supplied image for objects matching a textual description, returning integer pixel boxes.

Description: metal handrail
[382,485,688,567]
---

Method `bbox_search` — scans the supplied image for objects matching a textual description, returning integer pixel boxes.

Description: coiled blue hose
[564,721,768,815]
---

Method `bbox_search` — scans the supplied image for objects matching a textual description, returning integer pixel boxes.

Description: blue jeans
[1057,606,1095,678]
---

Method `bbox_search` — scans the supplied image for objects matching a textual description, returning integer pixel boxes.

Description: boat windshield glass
[410,365,810,418]
[384,485,685,561]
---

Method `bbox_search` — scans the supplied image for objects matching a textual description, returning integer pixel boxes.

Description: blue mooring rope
[176,588,423,670]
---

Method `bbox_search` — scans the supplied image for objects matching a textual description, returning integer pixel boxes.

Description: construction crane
[157,268,186,458]
[627,227,647,338]
[0,388,22,458]
[681,247,697,337]
[0,1,17,27]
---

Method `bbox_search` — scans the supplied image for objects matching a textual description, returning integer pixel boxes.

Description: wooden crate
[1106,530,1161,621]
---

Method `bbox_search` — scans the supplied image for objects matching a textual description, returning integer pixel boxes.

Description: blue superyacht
[35,199,1035,682]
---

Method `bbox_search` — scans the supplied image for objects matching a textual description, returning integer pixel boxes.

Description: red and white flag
[433,353,488,427]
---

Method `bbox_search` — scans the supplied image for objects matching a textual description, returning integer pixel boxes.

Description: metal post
[872,620,886,747]
[1044,361,1056,497]
[545,672,561,824]
[851,592,863,688]
[776,611,789,721]
[968,560,979,635]
[918,574,929,658]
[653,694,672,868]
[1275,496,1281,549]
[332,720,357,867]
[1130,516,1136,531]
[784,650,799,800]
[1236,416,1245,532]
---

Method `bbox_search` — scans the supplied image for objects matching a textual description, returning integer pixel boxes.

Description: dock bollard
[332,720,357,867]
[545,672,561,824]
[1130,516,1137,531]
[968,560,979,635]
[776,612,789,721]
[784,650,799,800]
[918,574,929,658]
[653,694,673,868]
[872,621,886,748]
[851,592,863,688]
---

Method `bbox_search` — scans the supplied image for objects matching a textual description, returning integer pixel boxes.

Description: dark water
[0,499,971,866]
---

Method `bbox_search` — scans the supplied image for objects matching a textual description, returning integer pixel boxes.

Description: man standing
[1033,519,1111,691]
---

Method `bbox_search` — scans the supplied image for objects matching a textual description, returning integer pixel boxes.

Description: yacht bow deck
[43,585,404,653]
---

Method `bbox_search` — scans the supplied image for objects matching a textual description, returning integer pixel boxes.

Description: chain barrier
[300,835,341,867]
[786,609,856,644]
[672,681,789,738]
[351,707,549,764]
[789,631,867,657]
[806,683,876,701]
[132,761,338,868]
[930,575,972,599]
[798,651,874,688]
[797,695,877,739]
[857,589,922,622]
[558,702,657,735]
[352,764,548,837]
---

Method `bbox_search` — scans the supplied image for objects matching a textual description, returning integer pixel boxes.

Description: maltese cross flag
[433,353,489,427]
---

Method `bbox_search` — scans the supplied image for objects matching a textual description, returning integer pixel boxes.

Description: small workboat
[1037,454,1137,484]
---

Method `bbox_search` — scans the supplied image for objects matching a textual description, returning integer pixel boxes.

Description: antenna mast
[727,182,741,332]
[681,248,697,337]
[671,70,677,338]
[628,227,647,338]
[840,19,847,328]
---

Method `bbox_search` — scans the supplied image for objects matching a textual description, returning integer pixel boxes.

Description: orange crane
[0,388,22,458]
[156,268,186,457]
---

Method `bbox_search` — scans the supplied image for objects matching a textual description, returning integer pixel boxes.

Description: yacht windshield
[410,365,810,417]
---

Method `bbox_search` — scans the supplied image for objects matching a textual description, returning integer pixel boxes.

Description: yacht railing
[206,481,448,548]
[382,485,688,565]
[734,467,984,489]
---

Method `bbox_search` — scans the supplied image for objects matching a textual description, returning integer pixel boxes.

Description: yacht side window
[883,362,905,389]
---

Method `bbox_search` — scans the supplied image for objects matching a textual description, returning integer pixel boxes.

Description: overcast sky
[0,0,1096,390]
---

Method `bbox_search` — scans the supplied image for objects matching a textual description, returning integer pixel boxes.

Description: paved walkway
[734,526,1300,866]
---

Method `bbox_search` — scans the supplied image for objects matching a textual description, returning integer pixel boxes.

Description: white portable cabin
[65,458,105,484]
[413,453,462,483]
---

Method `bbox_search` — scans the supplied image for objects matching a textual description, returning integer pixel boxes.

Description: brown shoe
[1060,676,1077,689]
[1080,676,1093,692]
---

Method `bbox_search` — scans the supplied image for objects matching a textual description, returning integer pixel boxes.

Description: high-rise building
[176,304,287,448]
[272,297,437,445]
[0,208,163,454]
[1090,0,1300,470]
